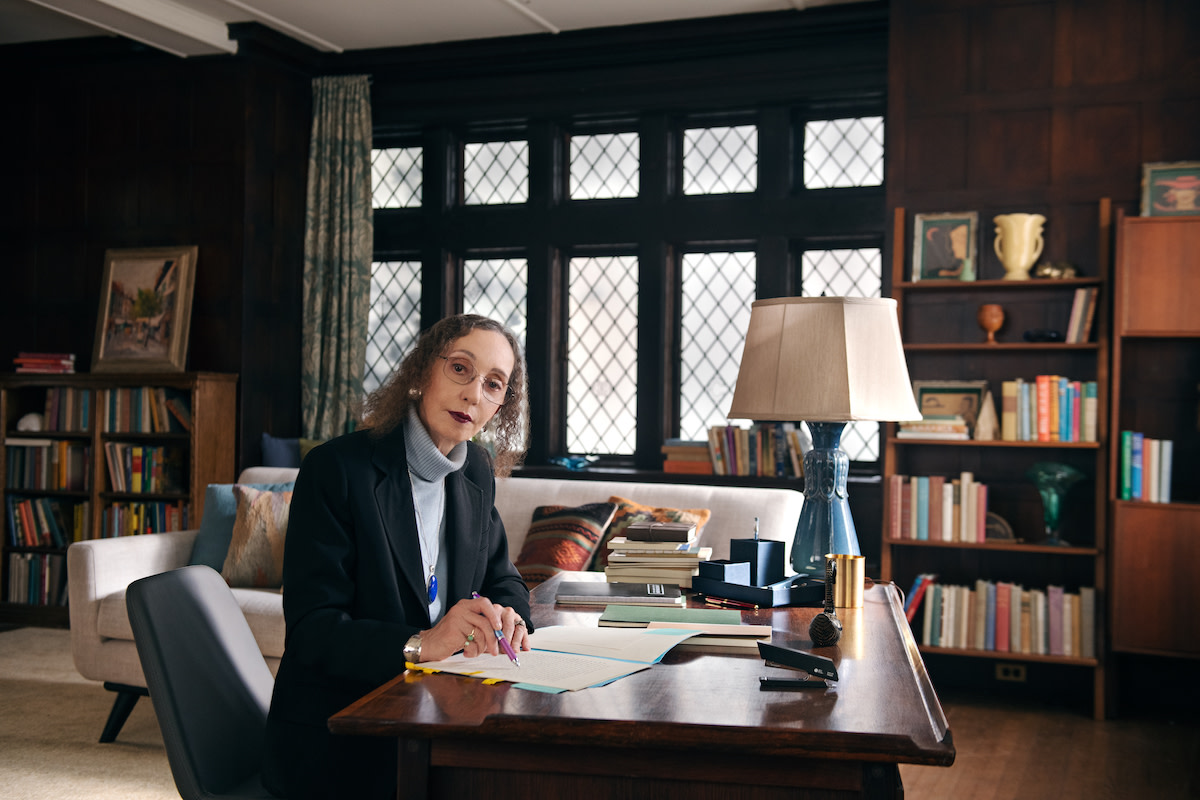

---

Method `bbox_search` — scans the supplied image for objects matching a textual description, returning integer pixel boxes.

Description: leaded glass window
[679,251,756,441]
[365,260,421,394]
[803,117,884,189]
[567,255,638,454]
[683,125,758,195]
[371,147,422,208]
[464,141,529,205]
[464,257,528,345]
[570,132,639,200]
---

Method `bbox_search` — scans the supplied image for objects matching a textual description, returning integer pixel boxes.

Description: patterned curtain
[301,75,373,439]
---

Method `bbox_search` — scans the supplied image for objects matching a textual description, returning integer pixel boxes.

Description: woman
[263,314,533,799]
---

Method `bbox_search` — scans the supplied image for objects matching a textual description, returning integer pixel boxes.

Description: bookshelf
[0,372,237,627]
[881,203,1111,720]
[1108,212,1200,664]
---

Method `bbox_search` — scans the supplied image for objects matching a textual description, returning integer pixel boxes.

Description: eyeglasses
[439,356,510,406]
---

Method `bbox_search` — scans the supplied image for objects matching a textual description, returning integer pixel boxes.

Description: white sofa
[67,466,803,741]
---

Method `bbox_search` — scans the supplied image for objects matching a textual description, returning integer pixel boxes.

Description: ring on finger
[467,630,475,644]
[514,619,526,628]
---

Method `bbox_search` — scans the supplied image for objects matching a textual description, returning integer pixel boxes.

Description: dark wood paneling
[980,4,1055,93]
[969,109,1052,190]
[1069,0,1145,86]
[905,116,968,192]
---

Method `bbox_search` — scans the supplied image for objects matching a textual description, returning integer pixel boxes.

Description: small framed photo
[913,212,978,282]
[92,246,198,373]
[912,380,989,435]
[1140,162,1200,216]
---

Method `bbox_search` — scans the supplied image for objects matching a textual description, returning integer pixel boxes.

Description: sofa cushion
[514,502,617,586]
[190,481,295,571]
[221,486,292,589]
[590,496,712,569]
[261,433,301,468]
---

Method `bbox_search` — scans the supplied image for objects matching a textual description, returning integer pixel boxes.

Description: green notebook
[597,605,741,628]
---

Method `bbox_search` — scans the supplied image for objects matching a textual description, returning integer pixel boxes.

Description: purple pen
[472,592,521,667]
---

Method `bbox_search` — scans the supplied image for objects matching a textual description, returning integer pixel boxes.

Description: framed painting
[913,212,978,282]
[912,380,988,435]
[1140,162,1200,216]
[92,246,198,373]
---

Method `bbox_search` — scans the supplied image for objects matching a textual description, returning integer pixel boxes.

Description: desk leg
[863,763,901,800]
[397,738,430,800]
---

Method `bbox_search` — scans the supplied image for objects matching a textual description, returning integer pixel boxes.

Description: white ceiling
[0,0,864,57]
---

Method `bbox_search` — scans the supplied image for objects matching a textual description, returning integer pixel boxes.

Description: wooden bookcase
[881,204,1111,719]
[1108,213,1200,662]
[0,372,237,627]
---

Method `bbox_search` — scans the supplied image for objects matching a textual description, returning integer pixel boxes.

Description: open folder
[409,625,701,692]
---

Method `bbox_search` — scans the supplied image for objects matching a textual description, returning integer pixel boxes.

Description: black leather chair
[127,565,275,799]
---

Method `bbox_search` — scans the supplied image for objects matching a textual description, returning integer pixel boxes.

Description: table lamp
[728,297,920,576]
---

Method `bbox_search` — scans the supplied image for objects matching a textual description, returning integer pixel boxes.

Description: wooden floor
[900,689,1200,799]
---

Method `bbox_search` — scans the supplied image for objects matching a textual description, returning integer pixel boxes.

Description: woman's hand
[417,594,529,662]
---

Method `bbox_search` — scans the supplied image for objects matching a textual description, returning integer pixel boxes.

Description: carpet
[0,627,177,799]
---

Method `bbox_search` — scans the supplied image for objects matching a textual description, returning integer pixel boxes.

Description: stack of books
[660,439,713,475]
[603,520,711,589]
[896,415,970,440]
[14,352,75,374]
[999,376,1098,442]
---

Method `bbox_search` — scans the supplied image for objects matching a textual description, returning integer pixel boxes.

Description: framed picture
[1140,162,1200,216]
[912,380,989,435]
[92,246,198,373]
[913,212,978,282]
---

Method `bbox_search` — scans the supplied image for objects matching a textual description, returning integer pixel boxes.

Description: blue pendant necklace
[410,469,441,604]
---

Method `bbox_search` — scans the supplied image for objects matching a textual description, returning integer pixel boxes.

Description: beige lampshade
[727,296,921,423]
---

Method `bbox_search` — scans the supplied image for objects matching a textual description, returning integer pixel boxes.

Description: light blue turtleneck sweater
[404,406,466,623]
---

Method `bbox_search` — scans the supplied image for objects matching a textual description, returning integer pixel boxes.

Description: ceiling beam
[24,0,236,56]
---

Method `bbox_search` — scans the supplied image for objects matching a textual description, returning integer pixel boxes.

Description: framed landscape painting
[92,246,197,373]
[1140,161,1200,216]
[912,212,978,282]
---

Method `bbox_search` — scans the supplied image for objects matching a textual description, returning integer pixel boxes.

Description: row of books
[41,386,92,432]
[1065,287,1100,344]
[100,386,192,434]
[103,443,187,494]
[14,351,76,374]
[7,552,68,606]
[1000,377,1099,443]
[907,574,1096,659]
[602,520,710,589]
[5,440,90,492]
[886,472,988,542]
[5,497,90,547]
[1118,432,1173,503]
[100,500,190,539]
[672,424,811,474]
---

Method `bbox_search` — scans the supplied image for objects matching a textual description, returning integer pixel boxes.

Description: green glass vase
[1026,461,1084,546]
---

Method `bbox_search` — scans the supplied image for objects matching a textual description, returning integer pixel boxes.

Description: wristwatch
[403,633,423,664]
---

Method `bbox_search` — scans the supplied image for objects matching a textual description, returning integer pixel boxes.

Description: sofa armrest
[68,530,199,681]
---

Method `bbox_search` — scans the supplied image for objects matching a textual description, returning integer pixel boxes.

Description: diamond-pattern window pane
[801,247,883,461]
[683,125,758,195]
[464,258,528,347]
[464,141,529,205]
[365,261,421,394]
[372,147,422,208]
[801,248,882,299]
[804,117,884,189]
[680,251,756,440]
[567,256,638,455]
[570,133,639,200]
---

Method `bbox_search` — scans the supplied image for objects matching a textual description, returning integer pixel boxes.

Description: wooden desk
[330,574,954,799]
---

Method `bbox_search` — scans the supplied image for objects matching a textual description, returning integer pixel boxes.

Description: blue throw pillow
[189,482,295,571]
[261,433,301,468]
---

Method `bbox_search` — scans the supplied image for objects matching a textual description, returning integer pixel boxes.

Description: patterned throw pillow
[220,486,293,589]
[589,496,712,570]
[514,502,618,586]
[189,481,295,570]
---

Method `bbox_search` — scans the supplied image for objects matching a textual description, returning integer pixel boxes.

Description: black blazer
[262,426,531,799]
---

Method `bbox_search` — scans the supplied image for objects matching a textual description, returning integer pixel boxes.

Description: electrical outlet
[995,663,1026,682]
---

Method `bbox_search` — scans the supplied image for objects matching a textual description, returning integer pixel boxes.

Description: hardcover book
[555,581,684,606]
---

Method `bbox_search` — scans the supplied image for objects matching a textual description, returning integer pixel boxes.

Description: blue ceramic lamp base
[792,421,860,576]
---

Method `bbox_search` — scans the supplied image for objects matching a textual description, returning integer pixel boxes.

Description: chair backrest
[127,565,275,799]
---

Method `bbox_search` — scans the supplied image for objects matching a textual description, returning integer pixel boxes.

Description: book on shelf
[897,415,969,440]
[661,439,714,475]
[997,376,1097,443]
[704,422,806,478]
[903,573,937,622]
[887,472,986,542]
[1118,431,1173,503]
[1065,287,1099,344]
[919,578,1094,658]
[555,581,684,606]
[14,352,76,374]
